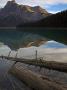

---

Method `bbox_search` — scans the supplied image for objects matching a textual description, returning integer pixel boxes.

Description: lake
[0,28,67,90]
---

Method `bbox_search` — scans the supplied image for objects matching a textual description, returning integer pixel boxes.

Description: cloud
[0,0,67,7]
[0,0,67,13]
[16,0,67,10]
[0,0,12,7]
[17,0,67,6]
[44,0,67,5]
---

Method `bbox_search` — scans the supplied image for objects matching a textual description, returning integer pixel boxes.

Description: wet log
[10,65,67,90]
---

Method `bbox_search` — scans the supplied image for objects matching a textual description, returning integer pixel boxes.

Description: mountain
[18,10,67,27]
[0,1,50,27]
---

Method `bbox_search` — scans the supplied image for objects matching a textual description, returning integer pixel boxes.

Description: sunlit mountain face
[0,0,67,13]
[0,1,50,27]
[0,1,67,27]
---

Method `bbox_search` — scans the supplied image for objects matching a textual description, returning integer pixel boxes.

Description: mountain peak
[4,1,17,8]
[33,6,42,9]
[12,0,15,3]
[33,6,49,15]
[0,1,50,27]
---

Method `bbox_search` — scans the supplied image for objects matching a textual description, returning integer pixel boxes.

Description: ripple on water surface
[0,59,31,90]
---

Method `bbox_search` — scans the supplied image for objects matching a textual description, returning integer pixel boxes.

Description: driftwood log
[10,64,67,90]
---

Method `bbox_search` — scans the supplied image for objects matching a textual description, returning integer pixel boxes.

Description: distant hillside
[0,1,50,27]
[18,10,67,27]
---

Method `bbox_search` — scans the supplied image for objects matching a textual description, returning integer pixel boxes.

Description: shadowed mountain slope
[18,10,67,27]
[0,1,50,27]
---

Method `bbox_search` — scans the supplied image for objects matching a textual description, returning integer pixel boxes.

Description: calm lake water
[0,29,67,90]
[0,59,67,90]
[0,29,45,49]
[0,59,31,90]
[0,29,67,49]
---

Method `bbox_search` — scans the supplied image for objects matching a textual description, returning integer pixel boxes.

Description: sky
[0,0,67,13]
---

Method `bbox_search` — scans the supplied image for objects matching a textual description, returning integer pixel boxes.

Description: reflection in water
[40,40,67,48]
[0,30,46,49]
[0,41,67,62]
[0,30,67,90]
[0,44,11,56]
[0,59,31,90]
[0,58,67,90]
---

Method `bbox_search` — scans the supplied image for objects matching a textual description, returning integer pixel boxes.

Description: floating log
[1,55,67,73]
[10,65,67,90]
[22,60,67,73]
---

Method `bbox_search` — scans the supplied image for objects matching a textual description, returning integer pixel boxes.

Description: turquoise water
[0,29,67,49]
[0,30,45,49]
[0,29,67,90]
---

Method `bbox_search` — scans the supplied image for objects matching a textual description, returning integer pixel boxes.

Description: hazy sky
[0,0,67,13]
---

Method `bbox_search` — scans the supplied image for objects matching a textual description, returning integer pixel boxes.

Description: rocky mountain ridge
[0,1,50,27]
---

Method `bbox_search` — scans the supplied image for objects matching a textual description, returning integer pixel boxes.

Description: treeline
[18,10,67,27]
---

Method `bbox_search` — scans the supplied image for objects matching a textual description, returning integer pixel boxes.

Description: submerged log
[1,55,67,73]
[10,65,67,90]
